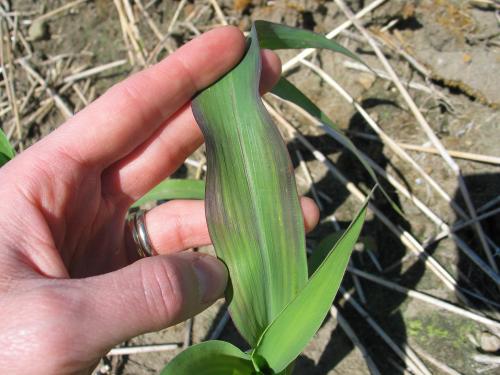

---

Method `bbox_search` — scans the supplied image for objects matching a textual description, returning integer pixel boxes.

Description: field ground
[1,0,499,374]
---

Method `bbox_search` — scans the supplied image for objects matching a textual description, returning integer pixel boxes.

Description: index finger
[46,26,246,168]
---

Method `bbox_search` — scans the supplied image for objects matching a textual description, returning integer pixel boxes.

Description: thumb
[79,252,227,350]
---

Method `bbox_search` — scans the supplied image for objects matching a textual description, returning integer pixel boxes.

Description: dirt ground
[1,0,499,374]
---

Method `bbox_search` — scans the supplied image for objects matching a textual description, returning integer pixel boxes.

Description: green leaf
[254,20,366,66]
[307,231,345,276]
[161,341,254,375]
[0,128,15,167]
[271,77,403,216]
[271,77,378,182]
[192,24,308,347]
[252,198,369,373]
[132,178,205,207]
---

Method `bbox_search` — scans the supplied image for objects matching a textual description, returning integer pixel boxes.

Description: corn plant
[0,129,14,167]
[159,21,374,375]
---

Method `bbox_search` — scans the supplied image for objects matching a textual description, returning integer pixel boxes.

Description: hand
[0,26,319,374]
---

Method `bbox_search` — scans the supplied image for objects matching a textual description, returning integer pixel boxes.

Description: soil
[2,1,499,374]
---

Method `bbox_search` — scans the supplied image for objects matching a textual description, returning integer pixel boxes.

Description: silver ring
[128,210,156,258]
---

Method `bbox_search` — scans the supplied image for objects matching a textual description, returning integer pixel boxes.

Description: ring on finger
[127,210,157,258]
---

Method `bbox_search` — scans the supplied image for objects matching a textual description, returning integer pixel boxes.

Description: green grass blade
[307,231,345,276]
[160,341,254,375]
[252,198,369,373]
[254,20,365,66]
[0,128,15,167]
[271,77,403,216]
[132,178,205,207]
[271,77,379,181]
[192,25,308,347]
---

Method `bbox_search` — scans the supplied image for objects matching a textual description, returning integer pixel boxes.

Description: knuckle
[140,260,188,325]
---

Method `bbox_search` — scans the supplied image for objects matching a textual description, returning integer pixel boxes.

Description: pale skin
[0,26,319,374]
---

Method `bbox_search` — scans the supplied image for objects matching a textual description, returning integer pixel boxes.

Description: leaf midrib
[229,72,273,327]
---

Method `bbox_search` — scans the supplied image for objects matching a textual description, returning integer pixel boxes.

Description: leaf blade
[0,128,15,167]
[132,178,205,207]
[252,198,369,373]
[271,76,402,216]
[160,341,254,375]
[254,20,366,66]
[192,26,308,346]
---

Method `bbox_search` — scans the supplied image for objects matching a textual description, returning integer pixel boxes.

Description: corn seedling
[158,21,373,375]
[0,21,374,374]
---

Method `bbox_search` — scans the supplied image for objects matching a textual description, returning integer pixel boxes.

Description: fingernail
[192,255,228,303]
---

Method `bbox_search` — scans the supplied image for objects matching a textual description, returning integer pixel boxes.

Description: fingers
[101,50,283,204]
[78,252,227,350]
[259,49,282,94]
[128,197,320,255]
[45,26,246,169]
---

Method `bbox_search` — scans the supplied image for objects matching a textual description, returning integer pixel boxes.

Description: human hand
[0,26,319,374]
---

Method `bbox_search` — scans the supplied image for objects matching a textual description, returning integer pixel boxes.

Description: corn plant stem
[340,287,431,375]
[281,0,387,72]
[348,130,500,166]
[343,60,433,94]
[208,309,230,340]
[334,0,497,274]
[330,306,382,375]
[0,20,22,147]
[62,59,128,83]
[107,343,180,356]
[17,58,73,119]
[348,267,500,329]
[264,102,465,299]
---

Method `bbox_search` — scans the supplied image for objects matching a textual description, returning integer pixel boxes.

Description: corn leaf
[132,178,205,207]
[271,76,403,216]
[192,25,308,347]
[307,231,345,276]
[252,199,369,373]
[160,341,254,375]
[271,77,379,179]
[254,20,364,66]
[0,128,14,167]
